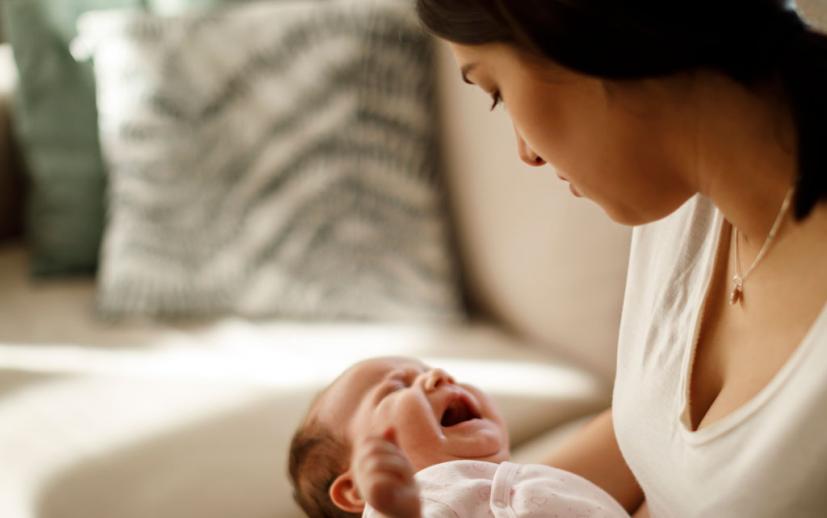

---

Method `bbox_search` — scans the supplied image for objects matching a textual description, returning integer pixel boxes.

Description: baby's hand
[353,428,421,518]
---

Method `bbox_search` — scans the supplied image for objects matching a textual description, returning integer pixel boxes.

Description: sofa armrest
[0,44,23,243]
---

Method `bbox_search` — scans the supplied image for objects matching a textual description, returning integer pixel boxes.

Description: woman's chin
[569,183,583,198]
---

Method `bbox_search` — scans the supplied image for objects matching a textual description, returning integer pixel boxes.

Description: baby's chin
[408,423,510,470]
[409,447,510,472]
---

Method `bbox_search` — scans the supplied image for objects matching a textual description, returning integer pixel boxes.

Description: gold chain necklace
[729,187,795,305]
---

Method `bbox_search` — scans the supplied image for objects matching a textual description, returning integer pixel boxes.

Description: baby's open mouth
[440,396,481,428]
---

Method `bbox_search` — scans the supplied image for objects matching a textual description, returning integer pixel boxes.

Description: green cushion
[3,0,247,276]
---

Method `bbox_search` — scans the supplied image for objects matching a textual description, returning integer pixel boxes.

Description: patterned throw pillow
[76,0,465,322]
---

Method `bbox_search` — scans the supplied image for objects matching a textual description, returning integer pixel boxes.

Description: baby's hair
[288,402,360,518]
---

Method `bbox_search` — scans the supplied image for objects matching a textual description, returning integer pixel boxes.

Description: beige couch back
[800,0,827,29]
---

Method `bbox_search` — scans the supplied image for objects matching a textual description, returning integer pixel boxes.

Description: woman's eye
[489,91,502,111]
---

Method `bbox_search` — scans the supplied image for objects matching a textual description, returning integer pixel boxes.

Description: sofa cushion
[1,0,254,276]
[75,0,463,322]
[3,0,139,275]
[0,242,608,518]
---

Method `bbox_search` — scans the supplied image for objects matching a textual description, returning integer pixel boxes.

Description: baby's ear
[330,470,365,514]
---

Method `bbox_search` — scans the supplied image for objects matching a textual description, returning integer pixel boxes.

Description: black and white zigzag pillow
[77,0,465,322]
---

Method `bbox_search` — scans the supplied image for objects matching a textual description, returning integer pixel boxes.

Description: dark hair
[288,419,359,518]
[417,0,827,220]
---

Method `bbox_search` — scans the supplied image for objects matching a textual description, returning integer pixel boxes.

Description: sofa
[0,26,635,518]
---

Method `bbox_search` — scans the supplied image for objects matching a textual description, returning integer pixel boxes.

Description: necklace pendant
[729,276,743,305]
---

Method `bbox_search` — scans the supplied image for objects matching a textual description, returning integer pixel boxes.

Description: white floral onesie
[363,460,630,517]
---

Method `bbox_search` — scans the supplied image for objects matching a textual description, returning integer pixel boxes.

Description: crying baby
[288,356,629,518]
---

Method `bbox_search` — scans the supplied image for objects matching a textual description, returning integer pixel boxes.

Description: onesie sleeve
[362,499,459,518]
[363,461,498,517]
[420,497,463,517]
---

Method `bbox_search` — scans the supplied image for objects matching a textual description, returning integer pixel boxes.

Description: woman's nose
[514,126,546,167]
[423,368,455,392]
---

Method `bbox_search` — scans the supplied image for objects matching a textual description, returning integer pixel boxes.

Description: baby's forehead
[313,357,427,419]
[336,357,427,396]
[353,356,428,376]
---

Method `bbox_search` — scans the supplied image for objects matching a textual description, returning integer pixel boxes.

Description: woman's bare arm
[543,407,644,513]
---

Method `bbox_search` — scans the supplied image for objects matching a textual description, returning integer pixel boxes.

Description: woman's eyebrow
[461,63,478,85]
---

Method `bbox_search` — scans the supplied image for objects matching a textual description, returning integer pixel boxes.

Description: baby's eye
[405,370,421,385]
[378,380,405,401]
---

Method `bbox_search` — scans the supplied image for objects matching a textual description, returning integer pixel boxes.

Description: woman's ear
[330,470,365,514]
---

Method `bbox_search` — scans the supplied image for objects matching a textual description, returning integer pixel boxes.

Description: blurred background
[0,1,822,517]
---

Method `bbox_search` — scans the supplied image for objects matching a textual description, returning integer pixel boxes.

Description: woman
[416,1,827,516]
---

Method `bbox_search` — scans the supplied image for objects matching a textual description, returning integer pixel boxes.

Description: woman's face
[449,42,695,225]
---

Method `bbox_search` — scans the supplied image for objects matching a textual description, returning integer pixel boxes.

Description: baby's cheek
[395,402,447,471]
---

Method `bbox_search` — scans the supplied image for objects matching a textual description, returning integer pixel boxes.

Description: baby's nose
[423,368,455,392]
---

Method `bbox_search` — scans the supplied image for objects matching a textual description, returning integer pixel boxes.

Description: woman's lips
[557,174,582,198]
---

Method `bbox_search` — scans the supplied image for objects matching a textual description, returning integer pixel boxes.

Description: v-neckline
[677,205,827,445]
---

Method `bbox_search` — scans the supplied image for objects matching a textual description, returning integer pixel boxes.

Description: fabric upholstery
[0,242,608,518]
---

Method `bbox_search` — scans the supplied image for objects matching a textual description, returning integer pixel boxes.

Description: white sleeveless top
[613,195,827,518]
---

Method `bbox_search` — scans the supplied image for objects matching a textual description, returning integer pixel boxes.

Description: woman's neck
[689,71,801,258]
